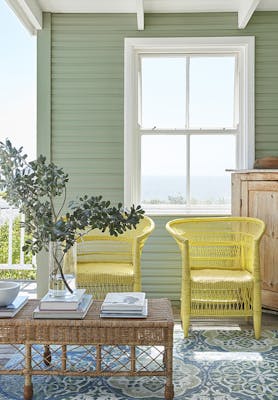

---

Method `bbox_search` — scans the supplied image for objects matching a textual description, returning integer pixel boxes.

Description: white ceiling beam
[136,0,144,31]
[5,0,43,35]
[238,0,261,29]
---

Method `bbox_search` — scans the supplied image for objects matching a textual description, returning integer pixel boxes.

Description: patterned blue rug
[0,327,277,400]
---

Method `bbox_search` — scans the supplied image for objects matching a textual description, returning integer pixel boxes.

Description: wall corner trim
[36,12,52,298]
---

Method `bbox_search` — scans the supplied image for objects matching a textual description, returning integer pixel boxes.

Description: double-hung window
[124,37,254,215]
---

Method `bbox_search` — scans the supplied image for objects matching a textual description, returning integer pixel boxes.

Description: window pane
[189,57,235,128]
[141,135,187,204]
[141,57,186,129]
[190,135,236,206]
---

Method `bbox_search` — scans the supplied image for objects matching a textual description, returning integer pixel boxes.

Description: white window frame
[124,37,255,215]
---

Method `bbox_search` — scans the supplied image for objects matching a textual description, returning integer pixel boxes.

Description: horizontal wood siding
[49,12,278,300]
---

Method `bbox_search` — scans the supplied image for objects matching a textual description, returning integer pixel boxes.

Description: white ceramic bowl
[0,281,20,306]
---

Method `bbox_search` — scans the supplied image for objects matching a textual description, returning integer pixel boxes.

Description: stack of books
[0,295,28,318]
[33,288,93,319]
[100,292,148,318]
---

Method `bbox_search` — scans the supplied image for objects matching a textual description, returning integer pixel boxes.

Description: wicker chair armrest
[136,217,155,242]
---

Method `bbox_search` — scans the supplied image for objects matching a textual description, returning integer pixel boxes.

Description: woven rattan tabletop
[0,298,174,328]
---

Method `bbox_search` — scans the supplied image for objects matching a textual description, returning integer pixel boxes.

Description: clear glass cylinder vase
[48,241,68,297]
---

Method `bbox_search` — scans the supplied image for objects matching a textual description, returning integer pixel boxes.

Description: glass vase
[48,241,73,297]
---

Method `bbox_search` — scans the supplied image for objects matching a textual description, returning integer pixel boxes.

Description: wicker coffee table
[0,298,174,400]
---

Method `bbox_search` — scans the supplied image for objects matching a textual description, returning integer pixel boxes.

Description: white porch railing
[0,203,36,270]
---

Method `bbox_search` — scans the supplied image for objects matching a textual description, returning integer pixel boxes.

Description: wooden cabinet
[232,170,278,311]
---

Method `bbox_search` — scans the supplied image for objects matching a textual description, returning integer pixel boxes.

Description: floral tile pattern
[0,327,277,400]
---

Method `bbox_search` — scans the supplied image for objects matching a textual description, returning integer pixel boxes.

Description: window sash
[139,131,237,212]
[139,53,239,131]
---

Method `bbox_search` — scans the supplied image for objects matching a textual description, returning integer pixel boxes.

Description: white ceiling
[37,0,278,13]
[5,0,278,35]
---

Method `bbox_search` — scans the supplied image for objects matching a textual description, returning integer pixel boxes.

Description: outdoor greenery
[0,269,36,280]
[0,140,144,292]
[0,216,32,264]
[0,216,36,280]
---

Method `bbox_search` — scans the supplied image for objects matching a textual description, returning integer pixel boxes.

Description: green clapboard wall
[37,12,278,300]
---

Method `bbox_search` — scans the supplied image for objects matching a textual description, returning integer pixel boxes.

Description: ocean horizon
[141,175,231,204]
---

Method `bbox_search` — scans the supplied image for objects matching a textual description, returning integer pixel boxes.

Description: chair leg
[181,301,190,337]
[253,310,262,339]
[182,315,190,337]
[253,286,262,339]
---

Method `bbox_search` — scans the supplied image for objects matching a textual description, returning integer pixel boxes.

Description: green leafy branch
[0,139,144,292]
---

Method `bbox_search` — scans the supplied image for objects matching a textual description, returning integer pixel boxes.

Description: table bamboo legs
[164,345,174,400]
[24,344,33,400]
[43,344,51,366]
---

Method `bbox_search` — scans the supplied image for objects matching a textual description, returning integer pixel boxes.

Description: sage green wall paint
[38,12,278,300]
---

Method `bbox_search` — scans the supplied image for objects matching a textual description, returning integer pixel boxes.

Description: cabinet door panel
[248,181,278,310]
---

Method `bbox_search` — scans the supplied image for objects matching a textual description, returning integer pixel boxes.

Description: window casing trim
[124,37,255,215]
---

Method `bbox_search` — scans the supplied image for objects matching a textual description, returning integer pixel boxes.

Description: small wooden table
[0,299,174,400]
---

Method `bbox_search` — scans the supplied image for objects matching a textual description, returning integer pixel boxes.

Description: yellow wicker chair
[166,217,265,339]
[64,216,154,299]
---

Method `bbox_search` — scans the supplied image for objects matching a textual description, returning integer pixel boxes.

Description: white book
[101,292,146,311]
[33,294,93,319]
[0,295,28,318]
[100,300,148,318]
[39,288,86,310]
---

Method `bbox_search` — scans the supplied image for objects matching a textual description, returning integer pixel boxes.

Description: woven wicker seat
[64,216,154,299]
[166,217,265,339]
